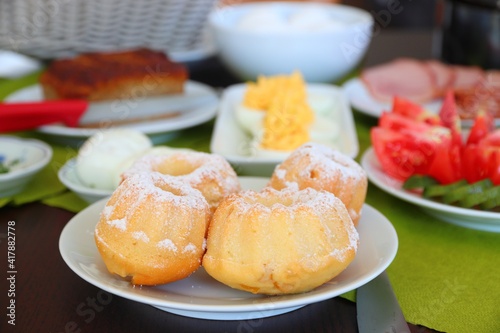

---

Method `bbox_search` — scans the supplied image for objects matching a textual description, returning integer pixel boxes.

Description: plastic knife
[0,92,217,132]
[356,271,411,333]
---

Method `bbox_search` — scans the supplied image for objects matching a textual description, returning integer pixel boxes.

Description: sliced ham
[454,70,500,119]
[485,70,500,90]
[360,58,498,120]
[361,58,438,103]
[425,60,455,95]
[450,65,485,90]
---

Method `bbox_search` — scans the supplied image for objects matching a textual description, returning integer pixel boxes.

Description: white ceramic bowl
[209,2,374,83]
[58,158,112,204]
[0,136,52,198]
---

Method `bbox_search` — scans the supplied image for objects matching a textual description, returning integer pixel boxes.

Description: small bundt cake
[203,186,359,295]
[121,151,241,212]
[94,172,211,286]
[268,143,367,225]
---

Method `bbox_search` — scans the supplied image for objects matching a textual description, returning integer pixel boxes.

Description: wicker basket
[0,0,218,61]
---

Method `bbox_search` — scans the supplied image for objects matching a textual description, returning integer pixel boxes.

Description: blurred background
[0,0,498,70]
[222,0,438,29]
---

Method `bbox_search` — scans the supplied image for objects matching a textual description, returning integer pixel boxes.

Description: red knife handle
[0,100,88,132]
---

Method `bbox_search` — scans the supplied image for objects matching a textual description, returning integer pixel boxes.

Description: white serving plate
[59,176,398,320]
[4,81,219,146]
[210,83,359,176]
[342,77,442,118]
[361,147,500,233]
[342,77,500,128]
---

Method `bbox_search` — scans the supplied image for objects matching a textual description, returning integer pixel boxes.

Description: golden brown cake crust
[203,187,359,295]
[39,49,188,101]
[268,143,368,226]
[94,172,211,286]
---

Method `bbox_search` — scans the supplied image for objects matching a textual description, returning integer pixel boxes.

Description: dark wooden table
[0,28,441,333]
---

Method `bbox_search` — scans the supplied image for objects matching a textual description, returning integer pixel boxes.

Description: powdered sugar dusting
[121,172,209,210]
[330,219,359,261]
[123,151,240,194]
[132,231,150,243]
[107,218,127,231]
[183,243,198,254]
[273,142,366,184]
[274,168,287,180]
[97,171,209,255]
[102,204,114,219]
[231,186,348,218]
[157,238,178,252]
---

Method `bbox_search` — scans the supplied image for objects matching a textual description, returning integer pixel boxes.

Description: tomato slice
[461,129,500,184]
[391,96,441,125]
[487,151,500,185]
[422,90,465,184]
[371,127,440,181]
[461,145,489,183]
[379,112,434,132]
[475,130,500,185]
[466,111,494,145]
[478,129,500,147]
[439,90,463,147]
[426,142,463,184]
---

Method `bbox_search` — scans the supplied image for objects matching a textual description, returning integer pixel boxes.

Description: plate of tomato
[362,92,500,233]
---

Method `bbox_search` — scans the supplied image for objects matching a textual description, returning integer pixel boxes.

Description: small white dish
[0,136,52,198]
[59,176,398,320]
[4,81,219,147]
[58,158,113,204]
[361,147,500,233]
[210,83,359,176]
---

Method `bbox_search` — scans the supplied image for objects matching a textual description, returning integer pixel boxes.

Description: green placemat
[0,70,42,99]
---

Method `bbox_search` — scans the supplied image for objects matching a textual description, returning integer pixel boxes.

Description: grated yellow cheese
[242,71,314,151]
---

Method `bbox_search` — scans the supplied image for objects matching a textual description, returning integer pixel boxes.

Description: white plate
[210,83,359,176]
[5,81,219,146]
[342,78,500,128]
[59,176,398,320]
[342,77,442,118]
[361,147,500,233]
